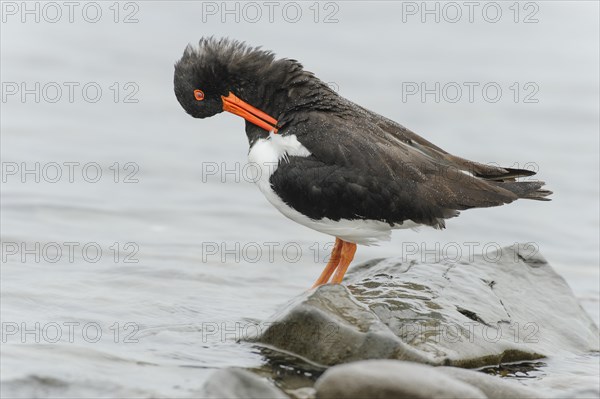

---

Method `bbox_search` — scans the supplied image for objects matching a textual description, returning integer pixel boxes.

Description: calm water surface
[1,2,598,397]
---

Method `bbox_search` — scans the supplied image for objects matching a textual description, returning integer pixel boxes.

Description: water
[1,1,598,397]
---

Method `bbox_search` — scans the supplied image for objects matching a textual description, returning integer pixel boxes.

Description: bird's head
[174,37,287,132]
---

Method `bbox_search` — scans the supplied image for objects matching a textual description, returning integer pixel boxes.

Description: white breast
[247,133,419,245]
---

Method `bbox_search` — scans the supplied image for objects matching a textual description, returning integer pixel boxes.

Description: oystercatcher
[174,38,551,288]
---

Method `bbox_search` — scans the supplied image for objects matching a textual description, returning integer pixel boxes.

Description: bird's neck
[231,60,340,129]
[240,78,339,147]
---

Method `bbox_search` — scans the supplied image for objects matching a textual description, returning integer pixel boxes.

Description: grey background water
[1,1,598,397]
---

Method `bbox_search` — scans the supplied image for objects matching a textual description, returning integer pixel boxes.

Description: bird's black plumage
[174,38,551,231]
[269,109,549,228]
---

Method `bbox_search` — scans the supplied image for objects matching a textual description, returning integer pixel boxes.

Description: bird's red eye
[194,89,204,101]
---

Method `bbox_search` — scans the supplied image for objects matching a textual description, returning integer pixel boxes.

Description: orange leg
[311,238,343,288]
[330,241,357,284]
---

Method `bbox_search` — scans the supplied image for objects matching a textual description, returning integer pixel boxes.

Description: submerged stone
[314,360,539,399]
[199,368,288,399]
[315,360,485,399]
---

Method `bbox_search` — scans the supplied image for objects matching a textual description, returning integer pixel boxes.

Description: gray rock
[437,366,539,398]
[314,360,487,399]
[256,244,598,368]
[200,368,288,399]
[287,386,316,399]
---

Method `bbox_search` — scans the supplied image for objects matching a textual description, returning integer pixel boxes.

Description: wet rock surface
[436,365,539,398]
[314,360,487,399]
[314,359,543,399]
[255,244,599,368]
[199,244,598,398]
[198,367,288,399]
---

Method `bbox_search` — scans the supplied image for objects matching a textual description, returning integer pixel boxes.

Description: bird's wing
[371,114,535,181]
[274,110,544,227]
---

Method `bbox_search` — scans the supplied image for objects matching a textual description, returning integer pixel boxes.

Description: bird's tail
[495,180,552,201]
[445,156,553,201]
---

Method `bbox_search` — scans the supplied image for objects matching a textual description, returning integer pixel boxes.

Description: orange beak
[221,92,278,133]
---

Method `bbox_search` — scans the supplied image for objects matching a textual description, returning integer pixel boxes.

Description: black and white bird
[174,37,551,287]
